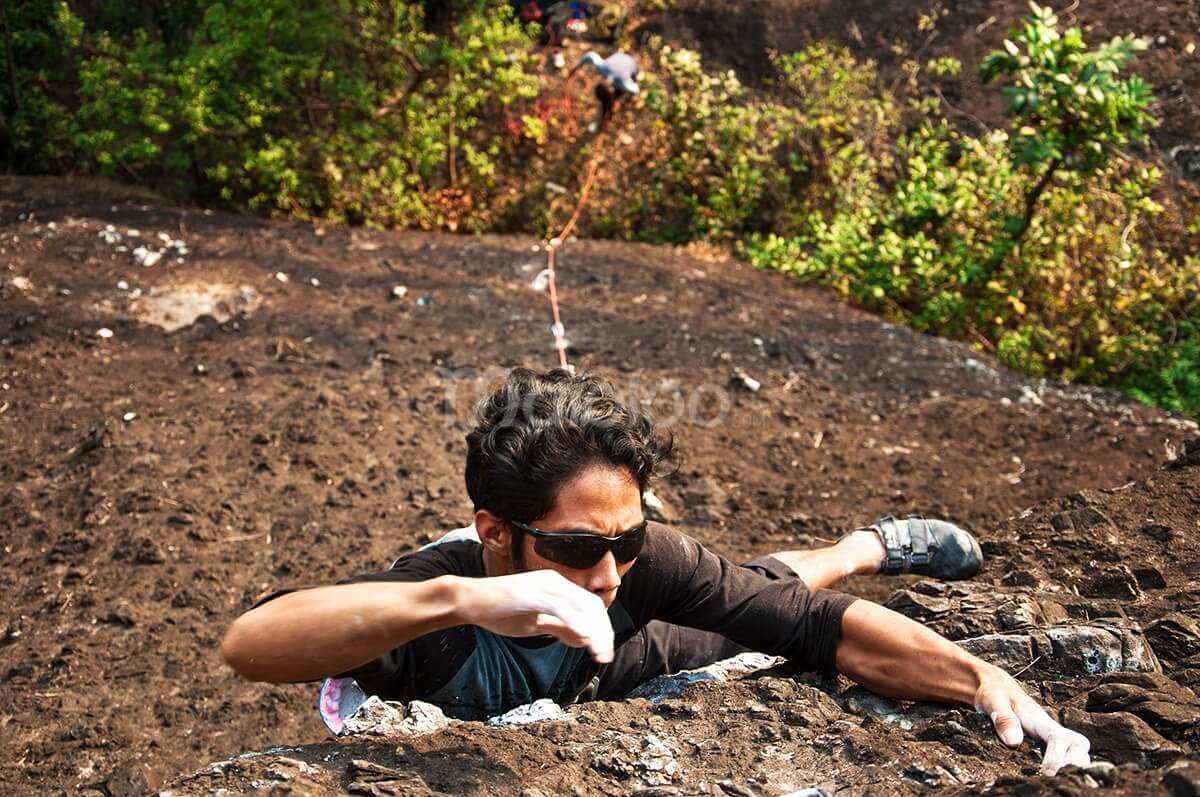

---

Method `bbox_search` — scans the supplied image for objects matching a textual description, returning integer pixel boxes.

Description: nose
[586,551,622,596]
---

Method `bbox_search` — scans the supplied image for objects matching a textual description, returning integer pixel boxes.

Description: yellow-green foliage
[743,20,1198,415]
[621,44,791,241]
[4,2,1197,414]
[32,1,537,229]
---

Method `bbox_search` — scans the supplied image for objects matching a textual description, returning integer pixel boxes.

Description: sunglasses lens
[531,524,647,569]
[612,525,646,563]
[534,536,606,569]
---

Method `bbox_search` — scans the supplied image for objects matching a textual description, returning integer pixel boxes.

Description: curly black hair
[464,368,674,524]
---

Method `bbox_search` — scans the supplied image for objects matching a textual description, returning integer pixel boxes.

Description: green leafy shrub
[54,1,537,228]
[4,1,1197,415]
[979,2,1155,268]
[2,1,82,171]
[609,43,790,242]
[743,5,1199,415]
[585,41,895,244]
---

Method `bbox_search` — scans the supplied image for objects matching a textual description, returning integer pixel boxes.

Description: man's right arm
[221,577,462,683]
[220,570,615,684]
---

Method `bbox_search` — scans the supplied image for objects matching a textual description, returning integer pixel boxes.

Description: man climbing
[222,368,1091,777]
[569,50,639,127]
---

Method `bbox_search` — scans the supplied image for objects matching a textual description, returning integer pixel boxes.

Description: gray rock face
[398,700,453,735]
[883,581,1070,641]
[882,581,1160,677]
[486,698,571,726]
[341,696,409,737]
[958,623,1159,677]
[1050,506,1112,533]
[626,651,783,702]
[341,697,453,738]
[346,758,434,796]
[591,732,682,786]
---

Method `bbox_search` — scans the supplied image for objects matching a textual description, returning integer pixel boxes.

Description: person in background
[569,50,639,127]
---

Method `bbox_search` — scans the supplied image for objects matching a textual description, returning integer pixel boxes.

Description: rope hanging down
[543,129,607,369]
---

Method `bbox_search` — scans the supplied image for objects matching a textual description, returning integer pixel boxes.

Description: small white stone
[1018,385,1044,406]
[157,232,172,242]
[134,248,162,267]
[117,281,129,290]
[126,229,140,237]
[309,277,320,287]
[391,285,408,298]
[122,411,137,422]
[96,328,114,339]
[731,369,760,392]
[487,699,570,727]
[275,272,289,283]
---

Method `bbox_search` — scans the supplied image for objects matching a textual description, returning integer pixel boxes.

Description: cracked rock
[1060,707,1185,768]
[1147,614,1200,664]
[591,732,682,786]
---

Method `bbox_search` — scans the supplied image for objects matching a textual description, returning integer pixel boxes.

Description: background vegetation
[2,1,1197,415]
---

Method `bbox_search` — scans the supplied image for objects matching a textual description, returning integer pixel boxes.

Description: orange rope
[544,129,607,369]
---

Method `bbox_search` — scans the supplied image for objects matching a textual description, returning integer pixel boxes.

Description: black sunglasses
[505,518,648,569]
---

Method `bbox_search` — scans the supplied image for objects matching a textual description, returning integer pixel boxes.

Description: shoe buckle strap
[878,516,907,574]
[907,514,930,565]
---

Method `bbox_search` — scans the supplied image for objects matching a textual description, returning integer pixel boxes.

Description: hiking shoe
[865,515,982,580]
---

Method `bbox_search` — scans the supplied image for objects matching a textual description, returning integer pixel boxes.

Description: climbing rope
[540,94,609,369]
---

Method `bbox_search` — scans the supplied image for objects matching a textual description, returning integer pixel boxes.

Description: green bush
[37,1,537,228]
[4,2,1196,415]
[606,43,790,243]
[2,1,82,171]
[743,7,1199,416]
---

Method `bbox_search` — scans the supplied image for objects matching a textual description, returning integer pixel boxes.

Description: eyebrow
[533,519,646,537]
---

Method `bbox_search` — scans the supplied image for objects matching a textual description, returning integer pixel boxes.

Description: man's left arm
[836,599,1091,776]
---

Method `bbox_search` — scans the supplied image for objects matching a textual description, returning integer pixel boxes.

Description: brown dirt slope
[0,176,1196,793]
[160,456,1200,795]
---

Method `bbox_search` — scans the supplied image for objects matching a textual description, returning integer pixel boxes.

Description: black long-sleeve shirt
[271,523,856,720]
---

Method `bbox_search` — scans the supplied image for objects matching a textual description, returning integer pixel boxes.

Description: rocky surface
[1,177,1197,794]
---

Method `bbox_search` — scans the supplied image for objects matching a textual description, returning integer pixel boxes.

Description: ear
[474,510,513,559]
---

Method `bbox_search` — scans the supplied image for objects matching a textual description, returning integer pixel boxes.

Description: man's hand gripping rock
[975,668,1091,776]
